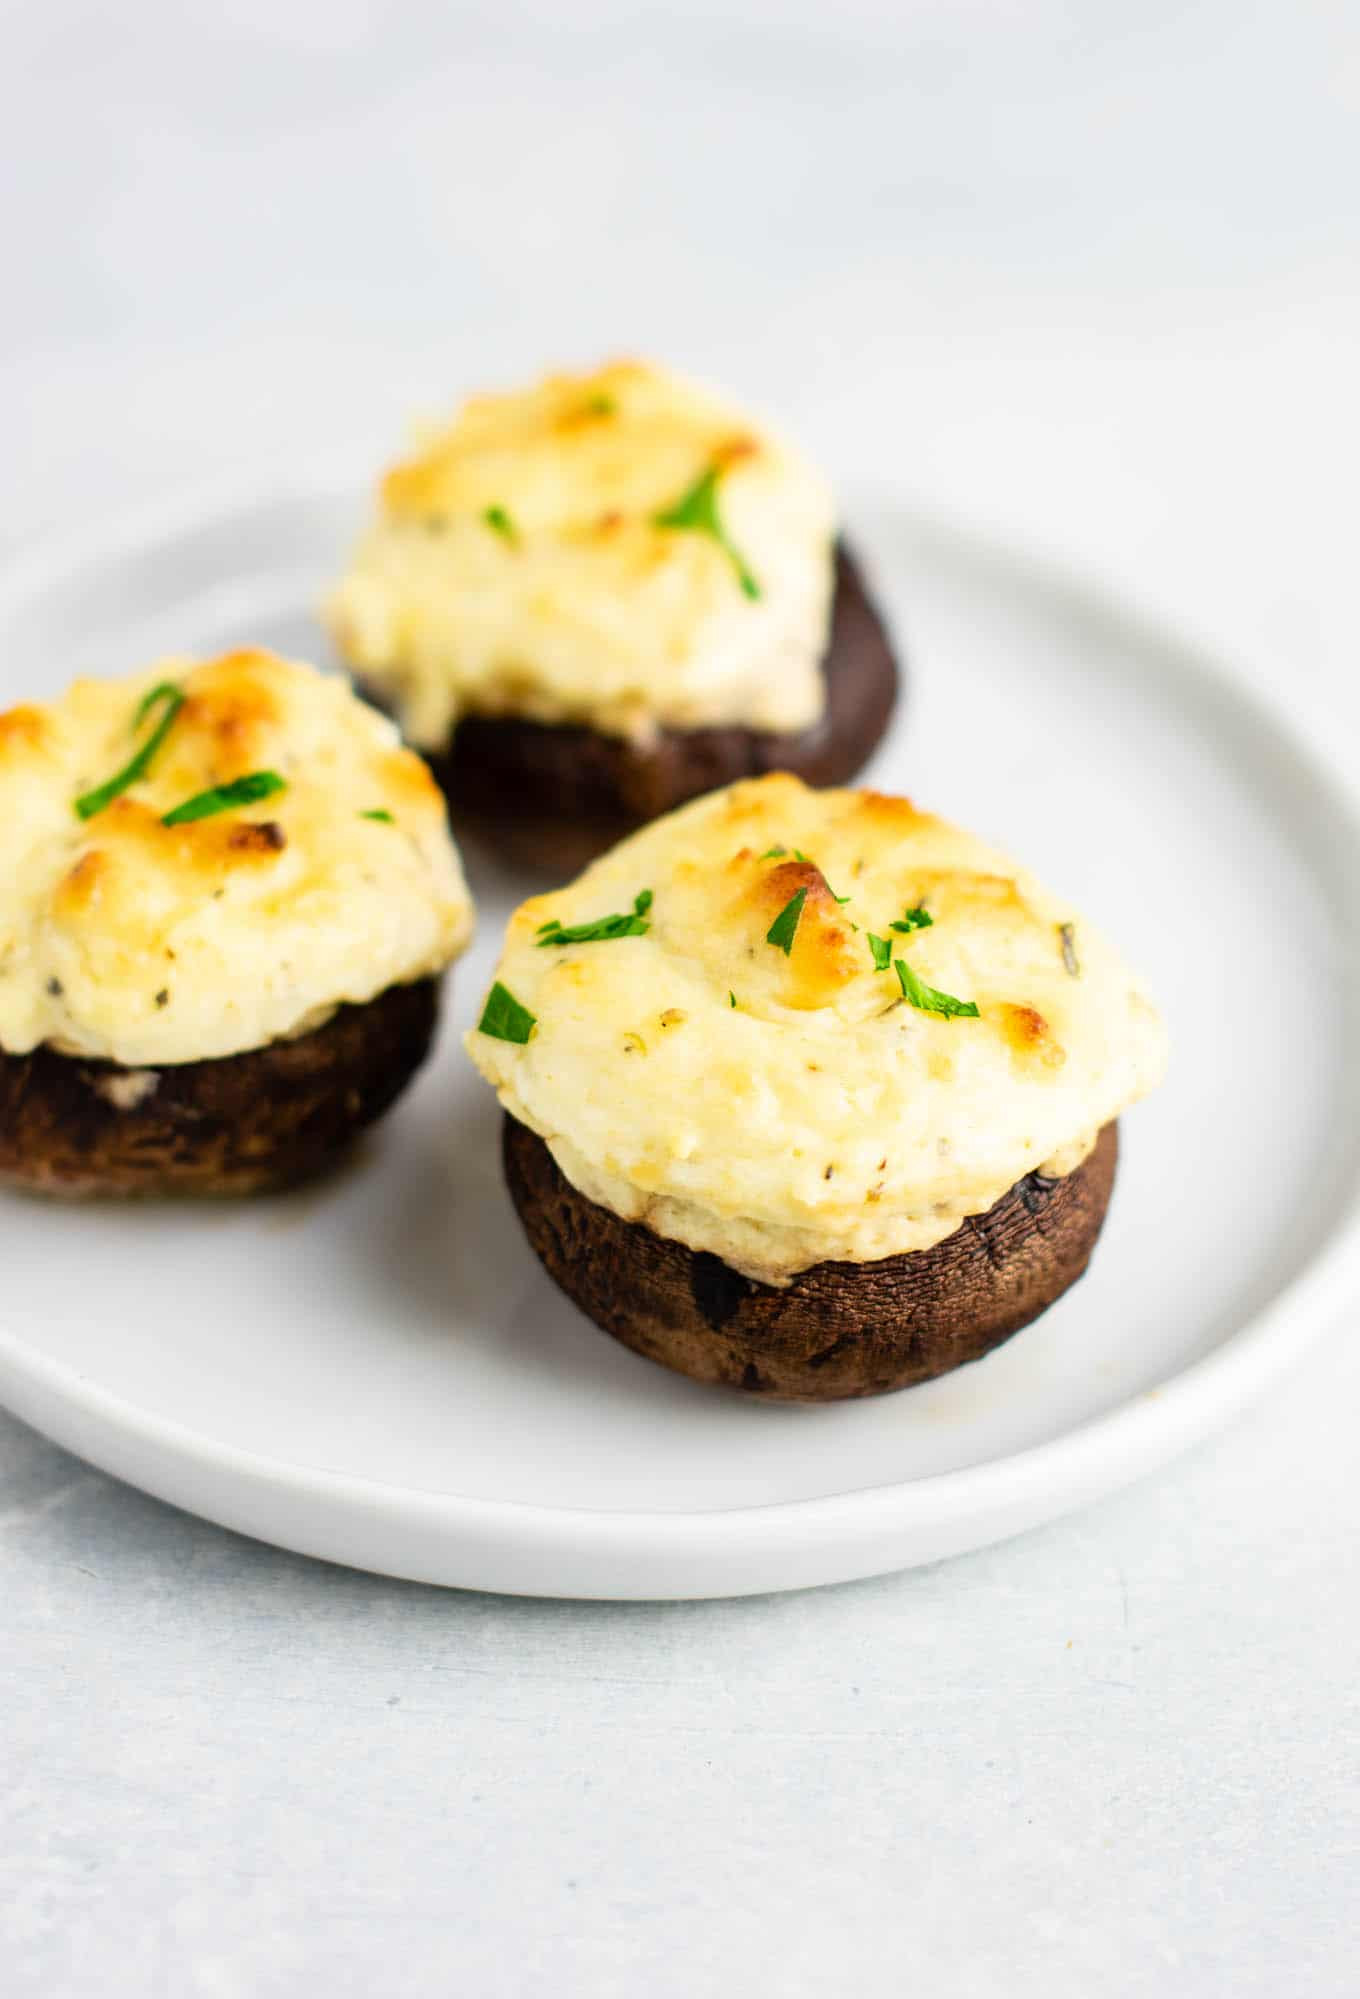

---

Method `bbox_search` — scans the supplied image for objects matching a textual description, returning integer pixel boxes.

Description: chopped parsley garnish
[894,957,979,1019]
[867,932,894,972]
[75,681,184,821]
[766,886,808,955]
[653,464,761,600]
[360,808,395,824]
[890,905,933,934]
[759,845,788,859]
[536,888,653,946]
[1058,922,1081,978]
[482,505,518,545]
[729,991,737,1008]
[161,770,286,826]
[478,982,536,1044]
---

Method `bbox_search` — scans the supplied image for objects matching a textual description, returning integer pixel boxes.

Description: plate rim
[1,471,1358,1598]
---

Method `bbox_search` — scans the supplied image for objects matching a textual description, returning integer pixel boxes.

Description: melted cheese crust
[0,651,473,1067]
[325,359,837,748]
[467,774,1166,1283]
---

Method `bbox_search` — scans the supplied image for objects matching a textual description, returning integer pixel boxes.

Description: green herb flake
[1058,922,1081,978]
[766,885,808,955]
[581,393,616,418]
[161,770,287,826]
[759,845,788,860]
[894,957,979,1020]
[482,505,519,545]
[868,932,894,972]
[536,888,653,947]
[75,681,184,821]
[729,990,738,1008]
[890,905,933,935]
[360,808,395,824]
[478,981,536,1044]
[653,464,761,600]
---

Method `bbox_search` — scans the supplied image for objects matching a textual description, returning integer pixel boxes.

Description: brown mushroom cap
[502,1113,1119,1402]
[0,976,441,1198]
[388,542,899,875]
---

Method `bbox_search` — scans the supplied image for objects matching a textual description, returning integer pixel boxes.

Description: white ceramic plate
[1,480,1357,1599]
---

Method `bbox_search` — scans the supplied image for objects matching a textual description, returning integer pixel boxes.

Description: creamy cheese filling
[0,650,474,1067]
[466,774,1167,1284]
[325,359,837,749]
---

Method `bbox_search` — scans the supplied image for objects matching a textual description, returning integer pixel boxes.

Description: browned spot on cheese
[178,658,282,759]
[144,807,290,876]
[996,1001,1066,1071]
[380,744,443,807]
[557,402,616,433]
[847,790,928,832]
[749,857,829,920]
[227,821,286,855]
[0,705,52,755]
[746,858,860,1009]
[55,848,109,914]
[713,433,759,469]
[381,456,443,517]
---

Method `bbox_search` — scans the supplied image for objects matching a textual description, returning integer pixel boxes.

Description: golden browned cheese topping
[324,359,837,748]
[467,774,1166,1283]
[0,650,473,1066]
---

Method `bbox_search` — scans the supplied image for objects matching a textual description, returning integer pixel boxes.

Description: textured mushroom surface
[0,977,440,1197]
[504,1114,1119,1401]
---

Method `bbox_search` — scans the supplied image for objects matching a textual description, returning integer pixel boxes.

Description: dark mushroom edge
[362,541,900,875]
[502,1114,1119,1402]
[0,976,441,1198]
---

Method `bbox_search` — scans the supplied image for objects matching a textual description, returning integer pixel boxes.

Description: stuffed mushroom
[467,773,1165,1401]
[325,360,899,871]
[0,648,473,1195]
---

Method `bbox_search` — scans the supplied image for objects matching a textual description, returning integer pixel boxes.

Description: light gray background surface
[3,5,1358,1993]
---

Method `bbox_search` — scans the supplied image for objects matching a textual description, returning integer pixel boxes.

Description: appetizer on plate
[0,649,473,1195]
[467,773,1165,1401]
[325,359,898,870]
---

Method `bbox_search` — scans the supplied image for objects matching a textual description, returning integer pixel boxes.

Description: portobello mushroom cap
[503,1112,1118,1402]
[0,977,440,1198]
[423,542,899,873]
[468,775,1165,1399]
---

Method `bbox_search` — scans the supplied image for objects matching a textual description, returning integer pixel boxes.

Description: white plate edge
[0,470,1356,1596]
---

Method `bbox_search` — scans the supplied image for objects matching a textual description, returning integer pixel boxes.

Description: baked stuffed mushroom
[325,360,899,871]
[0,648,473,1195]
[467,772,1165,1401]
